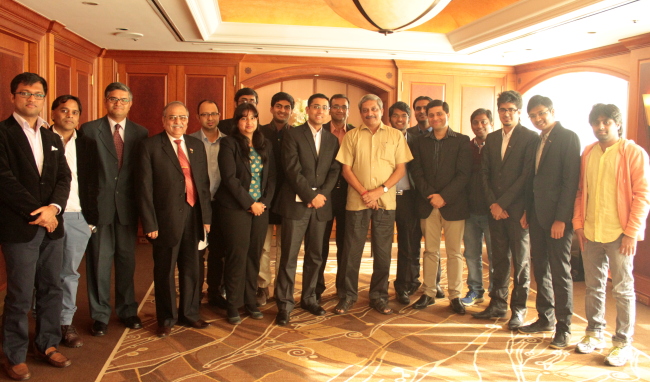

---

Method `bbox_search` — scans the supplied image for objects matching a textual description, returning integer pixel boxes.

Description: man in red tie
[137,101,213,338]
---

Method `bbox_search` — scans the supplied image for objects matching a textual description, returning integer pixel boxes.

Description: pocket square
[51,146,58,151]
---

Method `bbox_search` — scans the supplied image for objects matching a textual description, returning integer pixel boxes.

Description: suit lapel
[538,124,560,168]
[98,117,118,160]
[122,119,139,167]
[302,124,318,161]
[8,119,40,176]
[239,142,252,175]
[161,134,183,174]
[501,125,519,165]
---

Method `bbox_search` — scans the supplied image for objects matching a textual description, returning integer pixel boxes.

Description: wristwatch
[381,184,389,193]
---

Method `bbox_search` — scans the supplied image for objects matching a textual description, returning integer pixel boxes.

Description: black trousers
[275,208,326,311]
[394,191,422,294]
[2,228,63,364]
[530,210,574,333]
[152,205,202,327]
[219,206,268,309]
[86,213,138,323]
[488,215,530,314]
[318,184,347,296]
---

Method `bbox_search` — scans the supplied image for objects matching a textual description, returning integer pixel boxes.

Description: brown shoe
[61,325,83,348]
[34,346,71,368]
[256,287,269,307]
[4,362,31,381]
[156,326,172,338]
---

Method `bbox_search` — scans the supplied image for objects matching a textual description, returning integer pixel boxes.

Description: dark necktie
[114,124,124,169]
[174,139,197,207]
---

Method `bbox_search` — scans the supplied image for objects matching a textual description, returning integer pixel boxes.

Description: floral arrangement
[289,98,308,126]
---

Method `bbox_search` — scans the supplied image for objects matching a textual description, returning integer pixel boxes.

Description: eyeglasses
[166,115,188,121]
[237,98,257,105]
[14,92,46,100]
[528,109,551,119]
[310,105,330,111]
[331,105,348,111]
[498,108,518,114]
[106,97,131,104]
[199,112,220,118]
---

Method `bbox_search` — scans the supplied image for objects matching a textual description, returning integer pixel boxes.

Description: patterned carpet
[98,245,650,382]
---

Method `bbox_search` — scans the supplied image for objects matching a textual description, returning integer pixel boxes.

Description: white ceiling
[15,0,650,65]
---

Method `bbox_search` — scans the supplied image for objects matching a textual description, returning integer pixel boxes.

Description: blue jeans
[61,212,92,325]
[583,235,635,346]
[463,214,492,294]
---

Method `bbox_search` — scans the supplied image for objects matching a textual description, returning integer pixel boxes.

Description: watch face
[384,186,389,193]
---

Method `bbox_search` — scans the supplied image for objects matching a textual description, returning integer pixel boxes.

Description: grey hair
[358,94,383,111]
[162,101,189,116]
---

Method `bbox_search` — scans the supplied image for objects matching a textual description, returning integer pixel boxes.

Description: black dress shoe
[276,310,290,326]
[450,298,466,314]
[208,295,227,309]
[91,320,108,337]
[507,313,525,331]
[122,316,142,329]
[300,303,326,316]
[472,306,507,319]
[550,331,570,349]
[408,281,422,296]
[396,290,410,305]
[413,295,435,309]
[435,285,446,299]
[518,320,555,334]
[245,305,264,320]
[157,326,172,338]
[181,319,210,329]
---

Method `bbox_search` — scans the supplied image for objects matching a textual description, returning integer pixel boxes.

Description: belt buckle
[396,190,404,196]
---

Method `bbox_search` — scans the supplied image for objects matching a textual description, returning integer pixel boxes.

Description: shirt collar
[13,112,48,131]
[52,126,77,141]
[199,128,225,142]
[166,132,185,143]
[426,126,455,140]
[307,122,322,136]
[108,117,126,130]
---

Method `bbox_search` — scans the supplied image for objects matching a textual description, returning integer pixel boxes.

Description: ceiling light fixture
[114,32,144,41]
[81,2,98,5]
[323,0,451,35]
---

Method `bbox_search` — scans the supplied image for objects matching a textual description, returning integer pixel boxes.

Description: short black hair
[104,82,132,100]
[497,90,522,110]
[412,96,433,109]
[388,101,411,118]
[526,95,553,113]
[470,108,492,124]
[589,103,623,137]
[308,93,329,107]
[271,92,295,109]
[426,99,449,114]
[235,88,258,103]
[329,94,350,106]
[197,99,219,114]
[51,95,82,114]
[11,72,48,95]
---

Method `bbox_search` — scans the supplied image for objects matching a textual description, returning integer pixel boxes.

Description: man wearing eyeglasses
[516,95,580,350]
[0,72,72,380]
[137,101,212,337]
[273,93,340,325]
[190,100,227,309]
[473,90,539,332]
[258,92,295,307]
[217,88,259,136]
[318,94,355,301]
[81,82,149,337]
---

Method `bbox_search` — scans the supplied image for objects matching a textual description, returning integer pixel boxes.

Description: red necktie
[114,124,124,169]
[174,139,197,207]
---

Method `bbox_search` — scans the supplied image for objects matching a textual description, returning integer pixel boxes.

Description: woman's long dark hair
[231,103,269,163]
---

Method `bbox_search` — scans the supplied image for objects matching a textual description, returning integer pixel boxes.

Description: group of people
[0,71,648,380]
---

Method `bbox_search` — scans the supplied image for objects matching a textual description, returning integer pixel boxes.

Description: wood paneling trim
[0,0,50,41]
[395,59,513,75]
[517,64,629,95]
[515,43,630,74]
[619,32,650,51]
[103,50,246,66]
[49,21,101,62]
[242,54,396,69]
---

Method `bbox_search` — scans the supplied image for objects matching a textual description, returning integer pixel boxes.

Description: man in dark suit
[50,95,98,349]
[0,73,72,380]
[274,93,340,326]
[81,82,149,336]
[517,95,580,349]
[473,90,539,331]
[138,101,212,338]
[318,94,354,300]
[388,101,422,305]
[217,88,258,136]
[409,100,471,314]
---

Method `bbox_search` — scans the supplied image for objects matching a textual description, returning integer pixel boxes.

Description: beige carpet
[98,245,650,382]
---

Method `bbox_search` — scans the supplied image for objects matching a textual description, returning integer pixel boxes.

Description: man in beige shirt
[334,94,413,315]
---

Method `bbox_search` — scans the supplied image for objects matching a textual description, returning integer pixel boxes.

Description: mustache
[171,124,184,128]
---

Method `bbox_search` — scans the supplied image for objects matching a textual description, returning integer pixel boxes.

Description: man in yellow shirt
[573,103,650,367]
[334,94,413,315]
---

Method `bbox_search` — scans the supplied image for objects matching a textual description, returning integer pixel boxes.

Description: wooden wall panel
[126,73,169,136]
[77,71,90,125]
[55,63,71,97]
[0,48,24,118]
[460,86,495,137]
[184,75,225,134]
[255,82,281,125]
[411,83,445,103]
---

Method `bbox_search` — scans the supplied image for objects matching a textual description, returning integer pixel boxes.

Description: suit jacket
[526,122,581,230]
[218,118,235,136]
[137,133,212,247]
[261,122,292,224]
[406,125,430,137]
[81,116,148,226]
[0,115,71,242]
[214,136,276,211]
[409,128,471,221]
[273,123,340,221]
[481,123,539,220]
[323,121,355,191]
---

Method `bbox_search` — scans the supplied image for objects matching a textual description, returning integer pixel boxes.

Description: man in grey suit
[518,95,580,350]
[273,93,340,326]
[81,82,149,336]
[473,90,539,331]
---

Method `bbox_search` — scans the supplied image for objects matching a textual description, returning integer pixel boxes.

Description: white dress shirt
[53,128,82,212]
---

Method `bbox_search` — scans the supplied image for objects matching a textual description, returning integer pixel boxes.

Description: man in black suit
[81,82,149,336]
[138,101,212,338]
[274,93,340,326]
[217,88,258,136]
[50,95,98,349]
[0,72,72,380]
[473,90,539,331]
[409,100,471,314]
[388,101,422,305]
[318,94,355,300]
[517,95,580,349]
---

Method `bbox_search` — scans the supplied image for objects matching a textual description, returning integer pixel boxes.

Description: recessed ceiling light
[314,74,319,77]
[82,1,98,5]
[587,31,597,34]
[116,28,128,31]
[255,47,263,50]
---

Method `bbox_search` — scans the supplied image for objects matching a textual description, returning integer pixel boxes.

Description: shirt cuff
[49,204,62,215]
